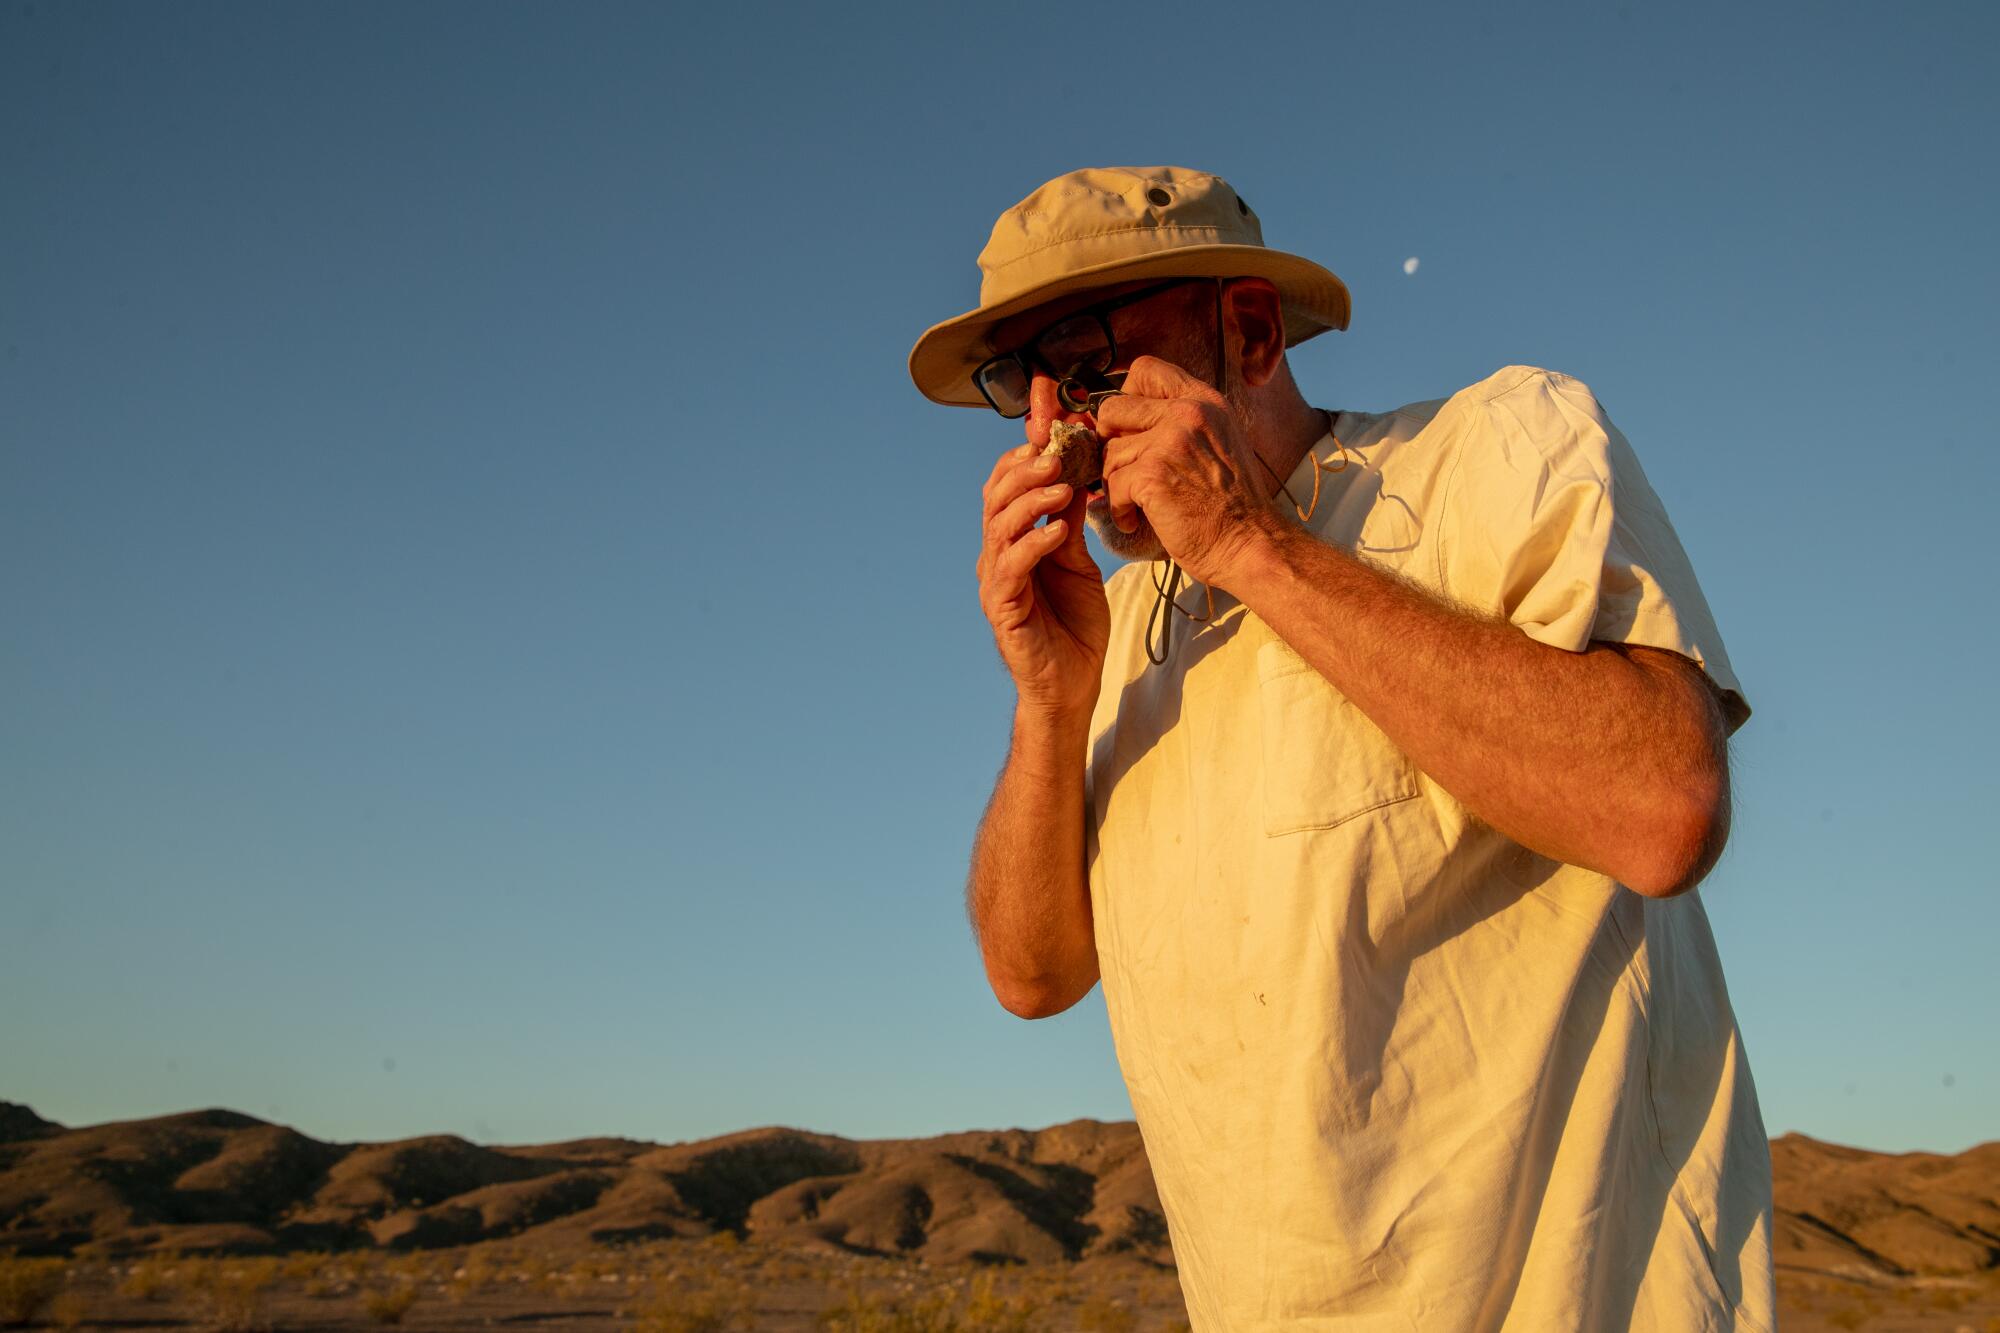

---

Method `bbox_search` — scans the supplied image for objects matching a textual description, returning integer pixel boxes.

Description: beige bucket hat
[909,165,1351,408]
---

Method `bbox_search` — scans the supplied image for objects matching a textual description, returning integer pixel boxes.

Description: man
[909,166,1775,1330]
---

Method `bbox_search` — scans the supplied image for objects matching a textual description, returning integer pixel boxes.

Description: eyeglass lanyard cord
[1142,407,1353,666]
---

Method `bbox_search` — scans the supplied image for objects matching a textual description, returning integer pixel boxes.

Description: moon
[1403,257,1420,275]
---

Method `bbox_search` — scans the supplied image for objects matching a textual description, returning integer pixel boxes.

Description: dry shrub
[117,1254,181,1301]
[960,1272,1046,1333]
[280,1252,323,1282]
[362,1281,419,1325]
[817,1285,962,1333]
[1013,1265,1074,1309]
[0,1258,67,1327]
[449,1253,497,1302]
[1076,1295,1138,1333]
[510,1252,561,1294]
[570,1252,621,1281]
[630,1272,756,1333]
[331,1251,375,1285]
[387,1252,437,1283]
[1919,1282,1974,1312]
[185,1257,278,1332]
[46,1288,86,1330]
[791,1256,832,1282]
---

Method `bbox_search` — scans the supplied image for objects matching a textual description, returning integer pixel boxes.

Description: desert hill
[1768,1131,2000,1281]
[0,1103,1166,1268]
[1,1102,1993,1284]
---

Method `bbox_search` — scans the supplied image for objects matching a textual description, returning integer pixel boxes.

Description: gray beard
[1087,507,1167,563]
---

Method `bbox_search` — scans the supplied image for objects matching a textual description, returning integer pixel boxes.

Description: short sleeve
[1437,367,1750,733]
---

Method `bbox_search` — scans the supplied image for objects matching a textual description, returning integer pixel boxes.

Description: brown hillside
[1770,1131,2000,1281]
[0,1105,1165,1266]
[0,1103,61,1144]
[1,1102,1991,1283]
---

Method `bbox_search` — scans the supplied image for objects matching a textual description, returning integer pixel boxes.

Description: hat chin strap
[1144,278,1230,667]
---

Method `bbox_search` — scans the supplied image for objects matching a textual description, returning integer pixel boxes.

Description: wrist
[1013,697,1094,748]
[1215,507,1300,596]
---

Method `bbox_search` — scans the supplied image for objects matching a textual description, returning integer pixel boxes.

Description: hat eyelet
[1146,187,1172,207]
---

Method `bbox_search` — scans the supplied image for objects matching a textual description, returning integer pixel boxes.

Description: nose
[1028,372,1094,430]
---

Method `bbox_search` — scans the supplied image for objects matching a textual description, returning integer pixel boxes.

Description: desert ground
[2,1101,1994,1330]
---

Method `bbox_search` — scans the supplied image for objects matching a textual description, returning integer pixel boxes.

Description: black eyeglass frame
[971,276,1212,419]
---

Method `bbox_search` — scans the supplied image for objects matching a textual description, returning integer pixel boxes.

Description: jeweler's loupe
[1057,366,1127,414]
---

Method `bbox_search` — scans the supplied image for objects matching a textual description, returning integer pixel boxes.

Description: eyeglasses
[972,276,1209,419]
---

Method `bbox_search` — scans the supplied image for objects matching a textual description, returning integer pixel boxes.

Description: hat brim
[908,243,1351,408]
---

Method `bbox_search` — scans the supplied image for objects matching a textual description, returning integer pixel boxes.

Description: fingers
[1091,359,1241,536]
[1098,424,1177,535]
[980,513,1072,625]
[991,482,1072,551]
[1042,487,1096,574]
[983,439,1033,495]
[1101,446,1153,535]
[1094,387,1219,441]
[988,518,1070,601]
[978,476,1071,584]
[1117,354,1226,407]
[983,448,1062,522]
[982,373,1063,496]
[982,371,1097,510]
[977,369,1102,607]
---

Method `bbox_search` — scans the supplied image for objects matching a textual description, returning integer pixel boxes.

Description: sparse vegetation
[183,1256,279,1332]
[1077,1294,1139,1333]
[630,1270,757,1333]
[279,1251,323,1282]
[0,1258,66,1327]
[45,1288,86,1330]
[960,1271,1047,1332]
[448,1251,497,1301]
[361,1280,420,1325]
[8,1239,1999,1332]
[809,1266,1154,1333]
[117,1252,181,1301]
[15,1102,2000,1333]
[817,1283,963,1333]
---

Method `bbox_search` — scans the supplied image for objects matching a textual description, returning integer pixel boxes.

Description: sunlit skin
[968,279,1736,1019]
[983,278,1324,566]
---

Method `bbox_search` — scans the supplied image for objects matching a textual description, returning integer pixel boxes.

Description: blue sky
[3,1,1995,1156]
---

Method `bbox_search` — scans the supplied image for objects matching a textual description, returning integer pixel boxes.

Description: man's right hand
[976,378,1110,719]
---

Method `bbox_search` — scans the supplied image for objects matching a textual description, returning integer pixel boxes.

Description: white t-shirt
[1083,366,1774,1331]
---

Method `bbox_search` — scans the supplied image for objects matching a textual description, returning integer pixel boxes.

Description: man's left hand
[1093,356,1285,590]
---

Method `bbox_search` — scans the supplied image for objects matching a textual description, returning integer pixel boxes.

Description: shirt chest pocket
[1257,640,1422,836]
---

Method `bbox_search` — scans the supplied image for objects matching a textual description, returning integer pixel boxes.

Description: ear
[1223,278,1286,389]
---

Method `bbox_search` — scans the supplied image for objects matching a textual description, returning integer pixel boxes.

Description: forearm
[1228,522,1728,896]
[967,704,1100,1017]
